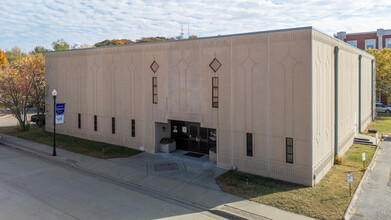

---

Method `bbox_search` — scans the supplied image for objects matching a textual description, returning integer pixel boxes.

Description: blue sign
[55,103,65,124]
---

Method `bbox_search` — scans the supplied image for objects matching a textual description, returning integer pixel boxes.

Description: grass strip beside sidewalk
[0,126,141,159]
[217,144,376,220]
[363,113,391,137]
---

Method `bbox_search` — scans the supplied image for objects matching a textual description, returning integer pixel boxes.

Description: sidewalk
[352,141,391,219]
[0,134,312,220]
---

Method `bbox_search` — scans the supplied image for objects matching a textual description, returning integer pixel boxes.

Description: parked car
[376,103,391,113]
[31,114,45,125]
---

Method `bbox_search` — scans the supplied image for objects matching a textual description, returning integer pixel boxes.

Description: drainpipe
[371,59,374,121]
[359,55,362,133]
[334,46,339,156]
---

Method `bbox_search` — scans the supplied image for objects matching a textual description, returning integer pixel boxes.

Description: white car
[376,103,391,113]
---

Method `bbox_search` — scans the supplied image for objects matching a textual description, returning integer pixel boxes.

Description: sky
[1,0,391,52]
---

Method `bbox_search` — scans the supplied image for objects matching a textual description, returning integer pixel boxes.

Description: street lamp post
[52,89,57,156]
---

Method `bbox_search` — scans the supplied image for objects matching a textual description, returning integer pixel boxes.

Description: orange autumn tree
[0,54,45,130]
[0,49,7,66]
[29,53,46,117]
[93,39,134,47]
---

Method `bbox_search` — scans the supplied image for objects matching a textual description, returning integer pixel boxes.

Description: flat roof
[45,26,373,58]
[45,26,313,54]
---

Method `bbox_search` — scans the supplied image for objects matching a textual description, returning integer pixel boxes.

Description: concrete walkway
[352,141,391,219]
[0,134,312,220]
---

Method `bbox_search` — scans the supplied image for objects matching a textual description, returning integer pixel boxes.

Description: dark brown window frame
[94,115,97,131]
[112,117,115,134]
[78,113,81,129]
[246,133,253,157]
[286,137,293,163]
[152,77,158,104]
[131,119,135,137]
[212,77,218,108]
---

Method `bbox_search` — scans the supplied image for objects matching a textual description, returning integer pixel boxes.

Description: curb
[0,114,13,120]
[1,139,77,168]
[343,144,382,220]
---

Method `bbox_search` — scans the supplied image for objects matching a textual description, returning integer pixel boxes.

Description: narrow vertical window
[286,138,293,163]
[212,77,218,108]
[78,113,81,129]
[112,117,115,134]
[246,133,253,157]
[131,119,135,137]
[152,77,158,104]
[94,115,97,131]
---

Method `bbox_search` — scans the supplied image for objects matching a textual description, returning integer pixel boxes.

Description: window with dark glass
[131,119,135,137]
[286,137,293,163]
[94,115,97,131]
[78,113,81,129]
[153,77,157,104]
[112,117,115,134]
[212,77,218,108]
[246,133,253,157]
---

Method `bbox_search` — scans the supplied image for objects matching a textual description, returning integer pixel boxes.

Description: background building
[46,27,375,186]
[335,28,391,50]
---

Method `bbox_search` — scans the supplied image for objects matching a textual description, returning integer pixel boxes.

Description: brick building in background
[336,28,391,105]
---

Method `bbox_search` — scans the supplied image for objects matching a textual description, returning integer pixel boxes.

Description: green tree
[136,37,175,43]
[52,39,69,51]
[5,47,26,63]
[31,46,50,54]
[366,48,391,98]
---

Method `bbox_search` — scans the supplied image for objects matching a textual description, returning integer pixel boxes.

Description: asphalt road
[0,145,221,220]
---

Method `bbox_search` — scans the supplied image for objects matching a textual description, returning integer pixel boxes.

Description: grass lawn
[0,126,141,159]
[218,115,391,219]
[217,144,376,220]
[362,113,391,137]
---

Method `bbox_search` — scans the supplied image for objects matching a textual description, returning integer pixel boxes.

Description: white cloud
[0,0,390,52]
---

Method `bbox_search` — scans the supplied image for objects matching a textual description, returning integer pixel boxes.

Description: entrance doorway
[171,120,216,154]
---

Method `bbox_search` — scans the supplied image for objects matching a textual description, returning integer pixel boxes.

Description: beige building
[45,27,375,186]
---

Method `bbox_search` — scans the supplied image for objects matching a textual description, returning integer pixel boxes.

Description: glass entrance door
[171,120,216,154]
[188,123,199,152]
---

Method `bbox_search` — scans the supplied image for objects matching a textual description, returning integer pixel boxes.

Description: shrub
[209,146,216,153]
[334,155,343,165]
[18,122,30,132]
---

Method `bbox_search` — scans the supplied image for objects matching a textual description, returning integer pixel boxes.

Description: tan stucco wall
[311,30,375,185]
[45,27,374,186]
[217,30,313,186]
[46,28,313,186]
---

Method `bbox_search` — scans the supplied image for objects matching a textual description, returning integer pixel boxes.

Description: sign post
[362,152,366,169]
[347,172,353,196]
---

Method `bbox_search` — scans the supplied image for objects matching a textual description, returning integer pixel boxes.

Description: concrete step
[353,141,374,146]
[354,135,377,146]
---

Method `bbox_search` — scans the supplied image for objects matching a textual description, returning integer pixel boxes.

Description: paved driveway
[0,133,313,220]
[352,141,391,219]
[0,145,223,220]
